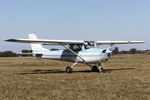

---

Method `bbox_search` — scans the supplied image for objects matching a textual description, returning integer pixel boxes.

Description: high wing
[5,33,144,45]
[5,39,84,45]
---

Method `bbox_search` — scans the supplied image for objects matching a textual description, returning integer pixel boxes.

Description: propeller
[107,44,115,51]
[103,45,114,62]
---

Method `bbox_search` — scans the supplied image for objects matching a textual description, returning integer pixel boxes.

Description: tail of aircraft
[28,33,49,54]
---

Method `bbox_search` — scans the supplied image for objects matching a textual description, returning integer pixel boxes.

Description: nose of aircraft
[106,49,112,58]
[101,49,112,62]
[104,49,112,62]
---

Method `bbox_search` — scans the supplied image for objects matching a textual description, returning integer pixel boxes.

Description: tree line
[112,47,150,55]
[0,50,32,57]
[0,48,150,57]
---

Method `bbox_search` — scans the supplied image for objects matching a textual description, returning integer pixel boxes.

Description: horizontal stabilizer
[18,53,43,57]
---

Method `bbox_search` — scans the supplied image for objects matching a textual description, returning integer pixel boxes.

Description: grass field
[0,55,150,100]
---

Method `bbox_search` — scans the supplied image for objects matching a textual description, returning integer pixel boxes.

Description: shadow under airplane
[19,67,135,75]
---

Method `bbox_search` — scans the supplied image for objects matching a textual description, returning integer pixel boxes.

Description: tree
[130,48,137,54]
[119,50,129,54]
[0,51,17,57]
[144,50,150,54]
[112,47,119,55]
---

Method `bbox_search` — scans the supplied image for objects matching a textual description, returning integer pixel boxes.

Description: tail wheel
[91,66,98,72]
[66,66,72,73]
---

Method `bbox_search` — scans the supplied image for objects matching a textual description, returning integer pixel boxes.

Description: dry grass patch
[0,55,150,100]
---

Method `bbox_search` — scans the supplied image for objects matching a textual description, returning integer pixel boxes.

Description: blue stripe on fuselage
[32,48,104,53]
[42,54,100,57]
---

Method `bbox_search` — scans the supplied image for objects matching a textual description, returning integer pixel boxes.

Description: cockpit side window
[69,44,82,51]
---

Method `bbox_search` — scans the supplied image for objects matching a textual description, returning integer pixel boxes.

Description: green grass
[0,55,150,100]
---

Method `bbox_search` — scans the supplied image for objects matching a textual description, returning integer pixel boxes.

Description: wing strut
[62,45,86,63]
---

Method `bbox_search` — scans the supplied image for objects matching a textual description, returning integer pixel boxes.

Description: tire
[91,66,98,72]
[66,66,72,73]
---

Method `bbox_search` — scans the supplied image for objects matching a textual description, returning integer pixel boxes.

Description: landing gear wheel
[91,66,98,72]
[66,66,72,73]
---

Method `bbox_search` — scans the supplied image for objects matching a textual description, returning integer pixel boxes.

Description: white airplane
[5,33,144,73]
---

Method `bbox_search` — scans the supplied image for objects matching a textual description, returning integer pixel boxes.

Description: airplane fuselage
[36,48,112,64]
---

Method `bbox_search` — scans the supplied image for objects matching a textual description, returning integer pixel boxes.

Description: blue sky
[0,0,150,52]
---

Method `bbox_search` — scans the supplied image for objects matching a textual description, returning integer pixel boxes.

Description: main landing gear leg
[66,61,78,73]
[98,63,104,72]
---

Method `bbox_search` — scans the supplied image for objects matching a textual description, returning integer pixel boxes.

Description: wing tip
[130,41,145,44]
[5,39,17,42]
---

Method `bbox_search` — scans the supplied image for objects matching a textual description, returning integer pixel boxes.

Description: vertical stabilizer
[28,33,49,53]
